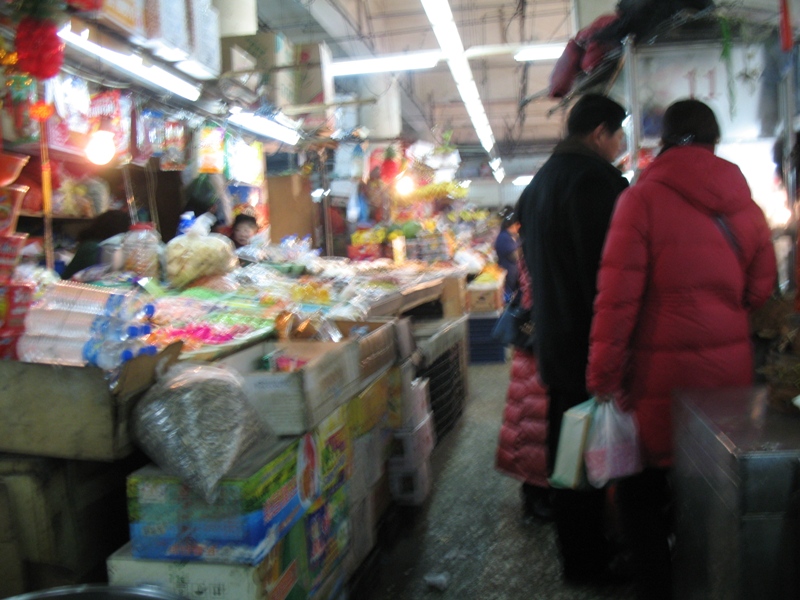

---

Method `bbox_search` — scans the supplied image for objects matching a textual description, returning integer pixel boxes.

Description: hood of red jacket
[636,145,752,218]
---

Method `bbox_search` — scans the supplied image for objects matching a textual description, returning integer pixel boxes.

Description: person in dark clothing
[494,206,520,301]
[62,209,131,279]
[515,93,629,586]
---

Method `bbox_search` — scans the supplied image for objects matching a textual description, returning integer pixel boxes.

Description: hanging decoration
[12,0,68,80]
[379,145,400,184]
[29,100,55,122]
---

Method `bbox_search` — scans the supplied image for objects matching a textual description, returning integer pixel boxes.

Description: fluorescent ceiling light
[420,0,453,25]
[330,50,441,77]
[421,0,499,160]
[493,168,505,183]
[58,23,202,102]
[514,43,566,62]
[228,110,301,145]
[512,175,533,186]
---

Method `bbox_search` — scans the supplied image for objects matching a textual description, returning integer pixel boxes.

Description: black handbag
[492,291,535,351]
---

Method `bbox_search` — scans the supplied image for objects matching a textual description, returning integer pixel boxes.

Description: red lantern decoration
[29,101,55,122]
[15,17,65,80]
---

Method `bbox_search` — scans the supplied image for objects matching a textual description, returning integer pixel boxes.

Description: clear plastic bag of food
[165,214,238,289]
[584,400,642,488]
[131,362,275,503]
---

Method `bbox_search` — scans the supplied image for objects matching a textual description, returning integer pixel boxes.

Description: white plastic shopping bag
[549,399,596,489]
[584,400,642,488]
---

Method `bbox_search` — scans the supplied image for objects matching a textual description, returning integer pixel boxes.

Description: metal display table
[674,387,800,600]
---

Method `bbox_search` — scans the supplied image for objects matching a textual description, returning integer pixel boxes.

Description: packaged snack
[160,120,186,171]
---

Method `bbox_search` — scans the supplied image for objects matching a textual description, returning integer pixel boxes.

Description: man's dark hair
[566,93,627,137]
[660,98,720,153]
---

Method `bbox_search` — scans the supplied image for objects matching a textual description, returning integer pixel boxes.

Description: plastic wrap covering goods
[131,362,275,503]
[165,216,239,289]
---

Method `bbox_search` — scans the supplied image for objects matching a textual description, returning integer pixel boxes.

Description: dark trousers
[616,468,673,600]
[547,388,612,579]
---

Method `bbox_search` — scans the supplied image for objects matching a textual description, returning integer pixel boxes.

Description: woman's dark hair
[660,99,720,153]
[567,94,627,137]
[78,210,131,242]
[498,205,516,229]
[232,213,258,229]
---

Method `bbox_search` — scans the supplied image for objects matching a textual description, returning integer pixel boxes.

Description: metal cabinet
[674,387,800,599]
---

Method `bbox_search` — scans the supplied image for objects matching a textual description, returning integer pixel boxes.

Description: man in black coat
[516,93,629,586]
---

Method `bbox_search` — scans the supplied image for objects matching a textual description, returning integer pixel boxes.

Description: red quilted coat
[496,259,550,488]
[587,145,777,468]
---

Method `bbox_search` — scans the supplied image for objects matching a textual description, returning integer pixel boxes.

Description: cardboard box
[143,0,190,61]
[128,437,314,564]
[387,360,426,430]
[97,0,146,39]
[305,484,349,597]
[466,281,504,313]
[333,319,397,380]
[344,495,375,578]
[108,518,310,600]
[294,43,334,131]
[216,339,361,435]
[389,410,435,471]
[441,275,467,317]
[0,341,182,460]
[349,427,385,503]
[347,369,390,438]
[388,457,431,506]
[316,404,351,496]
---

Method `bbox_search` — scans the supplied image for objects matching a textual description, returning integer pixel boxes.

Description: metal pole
[623,36,640,179]
[38,120,54,272]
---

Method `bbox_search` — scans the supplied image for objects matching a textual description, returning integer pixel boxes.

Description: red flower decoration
[15,17,65,80]
[29,101,55,122]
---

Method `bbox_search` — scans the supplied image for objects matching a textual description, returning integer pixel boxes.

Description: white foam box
[177,0,221,80]
[388,456,431,506]
[108,517,310,600]
[389,410,436,472]
[216,340,361,435]
[349,427,385,503]
[343,495,375,578]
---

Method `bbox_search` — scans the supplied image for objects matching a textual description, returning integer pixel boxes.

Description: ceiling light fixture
[330,50,442,77]
[420,0,500,163]
[512,175,533,186]
[228,108,301,145]
[58,23,202,102]
[514,43,566,62]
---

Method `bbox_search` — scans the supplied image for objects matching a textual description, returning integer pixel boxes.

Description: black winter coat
[516,138,629,392]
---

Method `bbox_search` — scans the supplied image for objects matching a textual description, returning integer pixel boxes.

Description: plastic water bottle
[177,211,195,236]
[17,334,92,366]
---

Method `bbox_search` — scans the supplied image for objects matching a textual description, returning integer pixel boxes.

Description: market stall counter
[674,386,800,600]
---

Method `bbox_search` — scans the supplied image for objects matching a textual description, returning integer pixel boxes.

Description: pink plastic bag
[584,400,642,487]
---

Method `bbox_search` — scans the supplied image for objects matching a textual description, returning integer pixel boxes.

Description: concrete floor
[364,362,636,600]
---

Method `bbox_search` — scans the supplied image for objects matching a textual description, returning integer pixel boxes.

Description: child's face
[233,223,258,246]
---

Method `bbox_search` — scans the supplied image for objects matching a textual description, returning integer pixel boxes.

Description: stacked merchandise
[108,406,352,599]
[419,342,467,441]
[387,368,435,506]
[18,281,157,370]
[344,370,393,577]
[0,232,34,359]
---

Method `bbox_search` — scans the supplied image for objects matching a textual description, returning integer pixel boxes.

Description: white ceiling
[254,0,789,170]
[256,0,577,161]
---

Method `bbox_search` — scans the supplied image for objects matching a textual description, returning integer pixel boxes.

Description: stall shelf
[0,342,182,461]
[674,386,800,600]
[365,277,444,318]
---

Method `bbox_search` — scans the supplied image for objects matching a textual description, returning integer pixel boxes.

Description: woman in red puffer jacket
[587,99,777,600]
[495,257,551,519]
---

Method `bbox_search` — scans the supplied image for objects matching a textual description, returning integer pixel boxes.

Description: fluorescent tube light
[228,110,301,145]
[330,50,441,77]
[58,23,202,102]
[493,167,505,183]
[420,0,454,25]
[421,0,499,160]
[512,175,533,186]
[514,43,566,62]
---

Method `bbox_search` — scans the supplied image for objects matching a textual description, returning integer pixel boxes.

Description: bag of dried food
[131,361,274,503]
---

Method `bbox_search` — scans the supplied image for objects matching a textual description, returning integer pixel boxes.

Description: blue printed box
[127,435,322,564]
